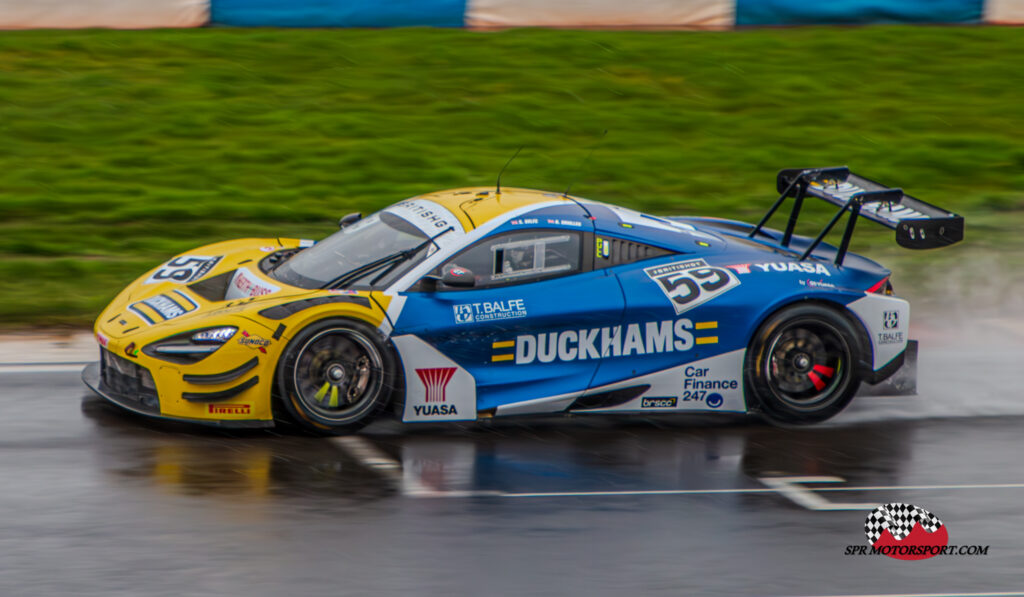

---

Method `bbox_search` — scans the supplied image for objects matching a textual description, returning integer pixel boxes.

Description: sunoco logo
[845,503,989,559]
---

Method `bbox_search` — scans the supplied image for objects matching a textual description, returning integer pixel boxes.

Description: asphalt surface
[2,317,1024,597]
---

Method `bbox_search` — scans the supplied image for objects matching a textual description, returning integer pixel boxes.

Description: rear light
[867,277,894,296]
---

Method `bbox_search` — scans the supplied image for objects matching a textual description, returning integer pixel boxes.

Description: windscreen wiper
[322,227,453,290]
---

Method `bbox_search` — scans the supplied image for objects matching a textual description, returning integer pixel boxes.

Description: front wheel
[745,304,863,425]
[277,318,396,434]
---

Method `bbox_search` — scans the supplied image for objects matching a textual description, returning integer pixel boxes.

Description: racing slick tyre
[745,304,863,425]
[277,318,397,435]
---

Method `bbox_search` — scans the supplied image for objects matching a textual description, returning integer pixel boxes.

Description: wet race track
[3,316,1024,597]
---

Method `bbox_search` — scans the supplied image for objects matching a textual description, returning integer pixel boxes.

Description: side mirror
[442,265,476,288]
[420,265,476,292]
[338,212,363,229]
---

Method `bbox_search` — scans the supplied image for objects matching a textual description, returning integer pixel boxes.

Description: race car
[82,166,963,433]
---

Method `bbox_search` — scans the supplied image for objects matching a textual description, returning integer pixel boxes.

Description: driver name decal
[644,259,740,315]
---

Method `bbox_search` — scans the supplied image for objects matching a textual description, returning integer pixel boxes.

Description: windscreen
[270,212,429,289]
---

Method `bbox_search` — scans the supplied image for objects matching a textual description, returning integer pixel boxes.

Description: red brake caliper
[807,364,835,391]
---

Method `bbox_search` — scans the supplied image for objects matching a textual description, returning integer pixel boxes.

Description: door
[393,228,625,415]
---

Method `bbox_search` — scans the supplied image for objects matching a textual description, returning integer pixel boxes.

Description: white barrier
[466,0,733,28]
[0,0,208,29]
[984,0,1024,22]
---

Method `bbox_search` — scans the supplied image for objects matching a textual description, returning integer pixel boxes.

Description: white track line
[323,441,1024,503]
[798,593,1024,597]
[0,363,90,374]
[502,480,1024,500]
[330,436,453,497]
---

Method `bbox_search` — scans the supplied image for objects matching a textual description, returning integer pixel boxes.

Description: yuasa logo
[728,262,832,276]
[414,368,458,416]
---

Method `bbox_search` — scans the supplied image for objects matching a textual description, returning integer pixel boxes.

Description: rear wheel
[745,304,862,425]
[277,318,396,434]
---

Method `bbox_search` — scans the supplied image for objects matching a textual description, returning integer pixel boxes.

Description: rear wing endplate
[749,166,964,265]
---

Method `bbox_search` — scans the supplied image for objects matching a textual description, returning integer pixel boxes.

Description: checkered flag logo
[865,503,944,545]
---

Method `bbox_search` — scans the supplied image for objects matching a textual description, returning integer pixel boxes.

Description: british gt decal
[643,259,740,315]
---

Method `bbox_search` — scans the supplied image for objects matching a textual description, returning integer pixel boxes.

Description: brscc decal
[641,397,678,409]
[453,299,527,325]
[144,255,222,285]
[644,259,740,315]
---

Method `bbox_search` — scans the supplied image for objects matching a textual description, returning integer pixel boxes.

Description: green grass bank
[0,26,1021,326]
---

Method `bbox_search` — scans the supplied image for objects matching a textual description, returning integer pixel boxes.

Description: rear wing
[749,166,964,265]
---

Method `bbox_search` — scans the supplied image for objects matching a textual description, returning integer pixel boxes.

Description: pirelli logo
[491,319,719,364]
[208,404,251,416]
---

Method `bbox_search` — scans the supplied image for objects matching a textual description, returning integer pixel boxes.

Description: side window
[430,231,582,290]
[594,236,674,268]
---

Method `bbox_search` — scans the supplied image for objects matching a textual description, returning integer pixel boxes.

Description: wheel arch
[746,296,873,379]
[270,314,401,433]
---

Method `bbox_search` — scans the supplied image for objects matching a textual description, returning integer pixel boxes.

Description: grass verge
[0,26,1021,326]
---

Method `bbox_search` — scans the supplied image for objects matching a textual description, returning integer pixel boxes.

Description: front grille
[100,349,160,413]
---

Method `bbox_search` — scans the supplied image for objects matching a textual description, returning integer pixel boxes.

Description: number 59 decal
[643,259,740,315]
[144,255,222,285]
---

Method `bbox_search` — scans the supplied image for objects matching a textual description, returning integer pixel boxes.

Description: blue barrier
[211,0,467,27]
[736,0,984,25]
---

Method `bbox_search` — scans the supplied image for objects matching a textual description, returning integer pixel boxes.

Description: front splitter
[81,361,274,429]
